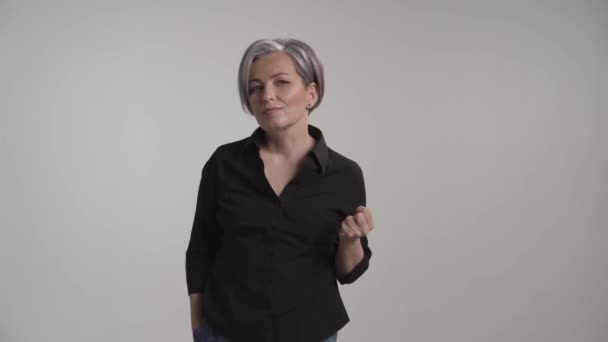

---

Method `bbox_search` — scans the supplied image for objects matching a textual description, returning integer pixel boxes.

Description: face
[248,52,318,132]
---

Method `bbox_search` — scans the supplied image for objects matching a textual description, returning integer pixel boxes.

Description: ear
[306,82,319,108]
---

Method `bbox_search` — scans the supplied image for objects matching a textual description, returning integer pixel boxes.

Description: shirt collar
[242,124,329,174]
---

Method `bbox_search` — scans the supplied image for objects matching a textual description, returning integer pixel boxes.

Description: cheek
[282,89,306,105]
[249,94,260,103]
[248,95,263,110]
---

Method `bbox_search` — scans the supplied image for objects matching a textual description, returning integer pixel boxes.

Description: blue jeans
[193,320,337,342]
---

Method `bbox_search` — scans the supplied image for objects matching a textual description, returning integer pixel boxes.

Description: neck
[262,118,315,158]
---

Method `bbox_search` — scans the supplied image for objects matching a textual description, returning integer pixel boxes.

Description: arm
[335,236,365,278]
[334,163,373,284]
[335,234,372,284]
[185,149,220,331]
[189,293,203,331]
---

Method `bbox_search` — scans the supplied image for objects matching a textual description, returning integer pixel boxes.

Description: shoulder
[327,147,366,204]
[206,137,250,161]
[197,137,249,176]
[327,147,363,177]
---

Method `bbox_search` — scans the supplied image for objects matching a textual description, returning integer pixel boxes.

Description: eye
[277,79,290,85]
[249,85,262,93]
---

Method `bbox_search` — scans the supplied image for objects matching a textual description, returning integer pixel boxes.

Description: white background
[1,1,606,341]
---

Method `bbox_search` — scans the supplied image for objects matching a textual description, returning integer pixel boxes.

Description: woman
[186,38,374,342]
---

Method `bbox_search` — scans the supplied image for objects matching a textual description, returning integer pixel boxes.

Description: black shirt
[185,124,372,342]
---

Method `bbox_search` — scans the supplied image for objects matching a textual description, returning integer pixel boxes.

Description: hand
[338,206,374,243]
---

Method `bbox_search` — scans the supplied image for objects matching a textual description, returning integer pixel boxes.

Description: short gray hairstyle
[238,38,325,115]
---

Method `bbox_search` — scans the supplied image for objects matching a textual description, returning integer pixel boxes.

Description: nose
[261,84,276,102]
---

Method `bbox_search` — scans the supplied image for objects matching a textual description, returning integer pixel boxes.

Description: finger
[345,216,365,237]
[353,212,370,233]
[345,215,358,231]
[340,221,358,239]
[356,206,374,230]
[342,218,360,238]
[362,207,374,229]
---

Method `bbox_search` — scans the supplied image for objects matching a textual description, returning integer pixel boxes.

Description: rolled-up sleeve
[336,236,372,284]
[185,150,220,295]
[336,162,373,285]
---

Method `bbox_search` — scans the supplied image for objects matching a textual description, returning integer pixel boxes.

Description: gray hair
[238,38,325,115]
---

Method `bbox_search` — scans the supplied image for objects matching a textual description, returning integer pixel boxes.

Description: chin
[257,115,291,131]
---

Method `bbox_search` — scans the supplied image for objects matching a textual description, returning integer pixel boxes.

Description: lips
[263,107,283,114]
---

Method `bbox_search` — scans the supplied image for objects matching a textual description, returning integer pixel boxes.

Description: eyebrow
[249,72,289,83]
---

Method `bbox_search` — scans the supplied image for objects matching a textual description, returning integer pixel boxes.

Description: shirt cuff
[337,253,370,284]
